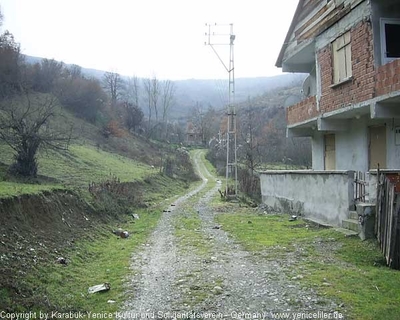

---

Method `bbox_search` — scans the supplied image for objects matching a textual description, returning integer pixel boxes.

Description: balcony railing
[376,59,400,97]
[286,96,318,126]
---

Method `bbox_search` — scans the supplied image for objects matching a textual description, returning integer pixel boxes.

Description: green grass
[216,212,400,320]
[0,143,156,198]
[195,149,217,178]
[24,208,161,313]
[174,207,211,257]
[39,144,154,187]
[0,181,64,198]
[216,212,336,253]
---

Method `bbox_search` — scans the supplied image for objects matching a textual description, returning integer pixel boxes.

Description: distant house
[260,0,400,232]
[185,122,203,146]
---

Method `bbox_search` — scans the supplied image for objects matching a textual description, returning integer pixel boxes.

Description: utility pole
[205,23,237,198]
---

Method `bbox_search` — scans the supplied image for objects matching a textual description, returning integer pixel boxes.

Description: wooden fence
[354,171,367,203]
[376,173,400,269]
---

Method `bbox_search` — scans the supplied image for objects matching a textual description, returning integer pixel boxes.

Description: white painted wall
[260,171,354,227]
[312,133,324,170]
[310,116,400,172]
[386,119,400,168]
[336,117,369,171]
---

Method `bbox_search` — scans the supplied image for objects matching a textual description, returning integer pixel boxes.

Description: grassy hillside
[0,143,156,198]
[0,93,199,311]
[0,91,170,198]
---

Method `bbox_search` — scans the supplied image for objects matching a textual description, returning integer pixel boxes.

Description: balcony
[286,96,318,126]
[375,59,400,97]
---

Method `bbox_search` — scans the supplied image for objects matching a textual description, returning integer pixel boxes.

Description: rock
[213,286,223,294]
[322,282,331,286]
[88,283,111,294]
[55,257,67,265]
[120,231,129,238]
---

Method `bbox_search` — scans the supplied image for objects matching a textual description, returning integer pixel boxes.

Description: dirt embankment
[0,190,104,309]
[0,176,156,309]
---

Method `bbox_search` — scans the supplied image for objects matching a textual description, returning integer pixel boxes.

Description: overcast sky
[0,0,298,80]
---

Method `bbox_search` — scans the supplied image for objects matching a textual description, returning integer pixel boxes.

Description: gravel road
[121,150,345,319]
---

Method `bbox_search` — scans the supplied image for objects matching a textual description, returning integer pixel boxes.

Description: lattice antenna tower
[205,23,237,197]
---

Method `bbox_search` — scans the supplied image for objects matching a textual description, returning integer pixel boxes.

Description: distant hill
[23,54,306,119]
[172,74,305,117]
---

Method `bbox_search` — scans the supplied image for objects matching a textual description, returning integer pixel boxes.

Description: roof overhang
[276,0,305,68]
[287,116,318,137]
[281,40,315,73]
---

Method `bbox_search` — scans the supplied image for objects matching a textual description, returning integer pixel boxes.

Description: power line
[205,23,238,198]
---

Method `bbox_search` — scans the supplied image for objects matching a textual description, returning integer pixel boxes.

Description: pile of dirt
[0,190,109,310]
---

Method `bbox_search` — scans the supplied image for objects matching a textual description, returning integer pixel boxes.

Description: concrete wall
[336,117,369,172]
[311,119,369,172]
[260,170,354,227]
[386,118,400,169]
[311,117,400,172]
[311,133,324,170]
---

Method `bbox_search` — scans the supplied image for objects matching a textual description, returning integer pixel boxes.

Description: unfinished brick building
[260,0,400,230]
[277,0,400,171]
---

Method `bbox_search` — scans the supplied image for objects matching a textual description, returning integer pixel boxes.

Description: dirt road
[121,150,341,319]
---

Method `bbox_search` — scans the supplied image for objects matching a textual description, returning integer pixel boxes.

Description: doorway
[369,125,387,169]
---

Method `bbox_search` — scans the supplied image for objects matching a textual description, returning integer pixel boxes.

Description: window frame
[332,31,352,85]
[380,18,400,65]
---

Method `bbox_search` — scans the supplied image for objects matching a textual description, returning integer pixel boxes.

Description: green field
[0,143,156,198]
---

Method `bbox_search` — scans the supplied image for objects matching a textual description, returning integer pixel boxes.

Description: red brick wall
[287,20,400,126]
[376,59,400,96]
[287,96,318,125]
[319,20,375,113]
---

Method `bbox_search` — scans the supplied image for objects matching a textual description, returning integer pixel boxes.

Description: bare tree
[239,104,264,176]
[124,102,144,132]
[161,80,175,122]
[151,75,160,122]
[142,78,152,131]
[0,30,22,98]
[124,75,140,107]
[67,64,82,79]
[103,71,124,108]
[191,103,217,146]
[160,80,175,140]
[33,58,65,93]
[56,76,106,123]
[0,93,72,177]
[142,76,163,138]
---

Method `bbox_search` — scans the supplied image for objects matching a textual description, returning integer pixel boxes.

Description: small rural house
[260,0,400,232]
[185,122,203,146]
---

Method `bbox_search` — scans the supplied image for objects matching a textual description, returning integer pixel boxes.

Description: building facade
[277,0,400,171]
